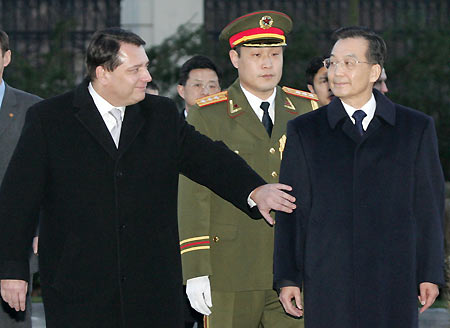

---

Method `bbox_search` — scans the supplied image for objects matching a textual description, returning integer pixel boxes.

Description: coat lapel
[0,84,17,138]
[117,102,145,157]
[327,97,362,143]
[362,90,396,140]
[271,86,298,144]
[227,80,267,141]
[73,81,118,159]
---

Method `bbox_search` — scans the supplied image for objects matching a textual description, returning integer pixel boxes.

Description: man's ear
[229,49,239,69]
[95,66,108,85]
[2,50,11,68]
[307,84,315,94]
[370,64,382,83]
[177,84,185,100]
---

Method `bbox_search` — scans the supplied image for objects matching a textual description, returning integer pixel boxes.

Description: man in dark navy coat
[274,26,445,328]
[0,28,296,328]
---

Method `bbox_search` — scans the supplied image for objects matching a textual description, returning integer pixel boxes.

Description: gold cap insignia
[259,16,273,29]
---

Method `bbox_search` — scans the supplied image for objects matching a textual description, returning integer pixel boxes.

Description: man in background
[145,80,160,95]
[177,55,221,117]
[374,67,388,94]
[305,56,334,107]
[177,54,221,328]
[0,29,41,328]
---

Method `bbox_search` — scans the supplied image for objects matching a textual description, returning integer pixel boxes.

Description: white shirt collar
[341,93,376,131]
[88,82,125,132]
[240,84,276,123]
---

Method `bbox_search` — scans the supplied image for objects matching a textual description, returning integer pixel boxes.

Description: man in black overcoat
[274,26,445,328]
[0,28,296,328]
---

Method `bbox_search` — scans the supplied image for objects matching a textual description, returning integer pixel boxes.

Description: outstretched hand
[250,183,296,225]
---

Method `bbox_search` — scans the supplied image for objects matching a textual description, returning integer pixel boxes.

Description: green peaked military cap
[219,10,293,48]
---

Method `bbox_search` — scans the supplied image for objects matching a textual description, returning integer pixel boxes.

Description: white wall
[121,0,204,46]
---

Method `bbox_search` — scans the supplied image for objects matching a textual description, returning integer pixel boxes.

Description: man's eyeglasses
[323,57,374,71]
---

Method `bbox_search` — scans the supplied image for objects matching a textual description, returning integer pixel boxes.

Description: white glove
[186,276,212,315]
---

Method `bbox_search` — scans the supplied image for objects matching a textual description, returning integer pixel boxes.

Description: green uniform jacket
[178,78,317,292]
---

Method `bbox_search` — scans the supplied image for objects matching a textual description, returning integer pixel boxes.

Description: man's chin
[136,92,146,101]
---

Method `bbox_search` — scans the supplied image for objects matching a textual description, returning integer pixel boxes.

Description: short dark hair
[86,27,146,81]
[0,30,10,55]
[178,55,221,86]
[332,26,387,68]
[305,56,327,85]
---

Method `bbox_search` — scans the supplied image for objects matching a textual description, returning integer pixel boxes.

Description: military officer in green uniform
[178,10,318,328]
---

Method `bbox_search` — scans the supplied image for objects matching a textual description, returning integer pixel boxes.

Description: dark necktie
[260,101,273,137]
[352,110,367,136]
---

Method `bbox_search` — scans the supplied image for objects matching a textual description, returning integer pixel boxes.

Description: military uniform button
[269,147,275,154]
[234,150,239,154]
[271,171,278,177]
[213,236,220,242]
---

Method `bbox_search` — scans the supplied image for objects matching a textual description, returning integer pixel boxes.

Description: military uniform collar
[240,84,276,122]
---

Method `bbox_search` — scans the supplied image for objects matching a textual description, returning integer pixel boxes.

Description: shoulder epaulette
[282,86,319,101]
[196,91,228,108]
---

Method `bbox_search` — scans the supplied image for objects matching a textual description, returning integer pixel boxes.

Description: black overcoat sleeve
[0,107,45,281]
[414,117,445,286]
[273,120,311,290]
[174,104,266,218]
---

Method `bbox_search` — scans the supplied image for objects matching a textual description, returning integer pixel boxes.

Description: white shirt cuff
[247,193,257,208]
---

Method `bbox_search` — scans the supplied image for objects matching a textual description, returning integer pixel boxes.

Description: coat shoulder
[394,103,434,131]
[290,105,327,127]
[195,91,228,109]
[395,103,431,121]
[8,86,42,104]
[30,89,74,115]
[282,86,319,111]
[282,86,318,101]
[190,91,229,121]
[142,94,178,115]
